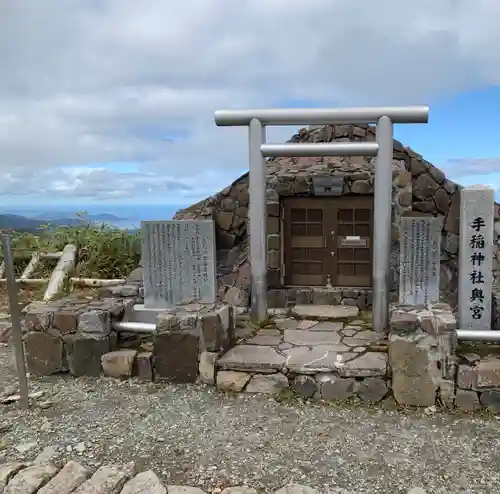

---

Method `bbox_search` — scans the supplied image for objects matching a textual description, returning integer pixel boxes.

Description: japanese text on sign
[141,220,216,309]
[468,216,486,320]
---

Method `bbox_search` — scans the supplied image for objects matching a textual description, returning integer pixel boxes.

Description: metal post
[248,118,268,322]
[0,234,29,408]
[372,116,394,332]
[456,329,500,341]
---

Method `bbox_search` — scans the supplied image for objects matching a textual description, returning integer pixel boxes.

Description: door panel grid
[283,196,373,287]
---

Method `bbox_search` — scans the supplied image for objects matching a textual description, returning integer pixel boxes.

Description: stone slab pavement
[0,345,499,493]
[220,318,387,377]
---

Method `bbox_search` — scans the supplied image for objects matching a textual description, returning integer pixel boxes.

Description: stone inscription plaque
[458,185,494,330]
[141,220,216,309]
[399,217,442,305]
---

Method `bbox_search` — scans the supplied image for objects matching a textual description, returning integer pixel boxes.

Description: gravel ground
[0,346,500,494]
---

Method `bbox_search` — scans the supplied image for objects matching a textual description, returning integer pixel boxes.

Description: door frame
[282,195,374,287]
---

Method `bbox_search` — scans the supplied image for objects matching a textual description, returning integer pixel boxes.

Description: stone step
[290,304,360,321]
[217,343,387,377]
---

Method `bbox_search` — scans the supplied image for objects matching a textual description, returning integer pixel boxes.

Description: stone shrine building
[175,124,500,324]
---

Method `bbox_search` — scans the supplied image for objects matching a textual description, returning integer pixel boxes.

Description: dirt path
[1,346,499,493]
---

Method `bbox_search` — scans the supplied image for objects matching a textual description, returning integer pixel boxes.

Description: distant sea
[0,204,186,230]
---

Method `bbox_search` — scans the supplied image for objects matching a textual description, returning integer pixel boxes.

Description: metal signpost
[0,234,29,408]
[214,106,429,332]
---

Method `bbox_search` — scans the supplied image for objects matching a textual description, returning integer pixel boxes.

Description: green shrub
[0,213,141,279]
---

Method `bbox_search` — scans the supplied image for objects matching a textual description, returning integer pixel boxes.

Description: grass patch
[0,214,140,281]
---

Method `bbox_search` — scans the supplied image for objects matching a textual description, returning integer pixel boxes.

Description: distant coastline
[0,204,183,233]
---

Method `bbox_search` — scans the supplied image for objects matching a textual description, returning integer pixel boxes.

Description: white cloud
[1,0,500,204]
[441,158,500,177]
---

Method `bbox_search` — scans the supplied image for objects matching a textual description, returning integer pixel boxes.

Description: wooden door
[283,198,334,286]
[283,196,374,287]
[332,196,373,287]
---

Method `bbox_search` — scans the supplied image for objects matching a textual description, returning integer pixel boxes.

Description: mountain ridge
[0,213,126,233]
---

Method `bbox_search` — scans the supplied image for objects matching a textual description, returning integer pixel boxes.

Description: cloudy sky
[1,0,499,209]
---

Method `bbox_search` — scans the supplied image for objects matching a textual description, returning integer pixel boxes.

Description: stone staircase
[212,305,389,402]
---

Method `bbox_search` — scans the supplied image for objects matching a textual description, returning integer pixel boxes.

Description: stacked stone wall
[20,287,235,383]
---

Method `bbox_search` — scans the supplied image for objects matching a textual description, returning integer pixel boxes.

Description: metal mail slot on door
[339,236,369,247]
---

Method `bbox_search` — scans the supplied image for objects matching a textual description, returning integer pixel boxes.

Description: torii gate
[214,106,429,332]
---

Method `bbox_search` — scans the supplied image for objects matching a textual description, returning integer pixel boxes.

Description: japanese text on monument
[458,185,494,331]
[141,220,216,309]
[399,217,441,305]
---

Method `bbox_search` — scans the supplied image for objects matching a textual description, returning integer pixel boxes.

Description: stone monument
[458,185,494,330]
[399,216,442,305]
[141,220,216,309]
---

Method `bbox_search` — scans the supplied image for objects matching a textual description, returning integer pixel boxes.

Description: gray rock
[24,331,64,376]
[222,487,258,494]
[224,286,248,306]
[153,331,199,383]
[78,310,110,335]
[166,486,207,494]
[338,352,387,378]
[283,329,341,346]
[284,347,350,374]
[292,375,317,398]
[274,318,298,330]
[199,351,218,385]
[474,358,500,389]
[355,377,388,403]
[21,302,54,332]
[454,389,481,412]
[291,305,359,320]
[102,284,139,298]
[38,461,90,494]
[4,463,58,494]
[389,332,438,406]
[126,267,143,283]
[217,345,285,373]
[316,374,355,401]
[156,313,181,332]
[136,351,153,381]
[14,441,37,454]
[63,333,110,377]
[457,364,476,390]
[307,322,343,331]
[199,305,235,352]
[216,371,251,392]
[479,390,500,413]
[101,350,137,378]
[73,463,135,493]
[245,373,289,394]
[392,374,437,407]
[33,445,59,465]
[274,484,320,494]
[246,330,283,346]
[0,463,24,491]
[120,470,166,493]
